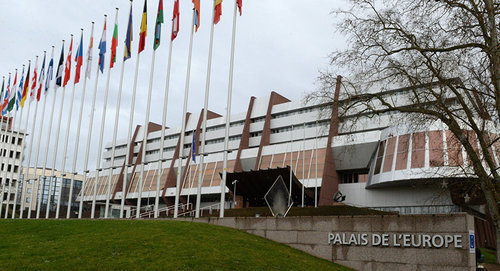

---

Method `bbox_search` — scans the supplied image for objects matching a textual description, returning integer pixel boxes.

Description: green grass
[480,248,497,264]
[0,220,351,271]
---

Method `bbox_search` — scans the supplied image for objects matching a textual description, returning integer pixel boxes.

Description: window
[27,188,32,194]
[16,151,20,159]
[17,138,22,146]
[374,141,386,174]
[26,197,30,203]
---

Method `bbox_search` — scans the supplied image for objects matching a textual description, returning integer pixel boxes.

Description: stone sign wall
[177,214,475,270]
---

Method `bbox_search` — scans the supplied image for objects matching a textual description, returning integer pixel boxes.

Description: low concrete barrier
[178,214,476,270]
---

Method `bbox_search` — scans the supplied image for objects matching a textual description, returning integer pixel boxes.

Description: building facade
[80,83,499,218]
[0,116,26,217]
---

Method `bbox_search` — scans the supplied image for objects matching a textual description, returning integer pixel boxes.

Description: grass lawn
[0,220,351,270]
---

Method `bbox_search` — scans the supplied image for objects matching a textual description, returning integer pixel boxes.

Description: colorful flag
[21,63,30,108]
[110,20,118,68]
[15,67,24,110]
[45,50,54,92]
[63,36,73,87]
[124,4,133,61]
[55,44,65,88]
[1,74,10,115]
[98,19,107,73]
[30,59,38,103]
[6,71,17,113]
[153,0,164,50]
[86,28,94,79]
[37,54,46,101]
[192,129,196,163]
[214,0,222,24]
[172,0,180,41]
[193,0,200,32]
[138,0,147,53]
[74,33,84,84]
[237,0,242,15]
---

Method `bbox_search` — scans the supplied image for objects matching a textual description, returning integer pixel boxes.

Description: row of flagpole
[0,0,243,219]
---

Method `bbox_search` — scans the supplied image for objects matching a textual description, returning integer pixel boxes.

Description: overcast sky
[0,0,346,172]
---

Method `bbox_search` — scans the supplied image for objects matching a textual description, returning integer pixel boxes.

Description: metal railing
[135,202,193,219]
[178,202,221,217]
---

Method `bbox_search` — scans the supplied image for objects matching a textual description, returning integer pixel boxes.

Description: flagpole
[82,45,102,219]
[155,28,174,219]
[33,47,54,219]
[76,22,95,219]
[174,9,196,219]
[0,73,9,218]
[1,101,18,218]
[220,0,239,218]
[24,54,44,219]
[105,14,127,219]
[195,2,217,218]
[17,56,40,219]
[121,32,142,220]
[92,10,116,219]
[6,63,29,219]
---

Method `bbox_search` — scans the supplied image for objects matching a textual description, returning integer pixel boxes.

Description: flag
[63,37,73,87]
[98,19,107,73]
[29,59,38,103]
[0,79,4,109]
[192,129,196,163]
[193,0,200,32]
[110,20,118,68]
[171,0,180,41]
[138,0,147,53]
[124,4,133,61]
[1,74,9,115]
[45,50,54,92]
[74,33,84,84]
[37,54,46,101]
[153,0,164,50]
[21,63,30,108]
[6,71,17,113]
[86,28,94,79]
[237,0,242,15]
[55,44,65,88]
[214,0,222,24]
[14,68,24,110]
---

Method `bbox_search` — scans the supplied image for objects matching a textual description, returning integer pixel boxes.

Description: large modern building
[0,116,26,218]
[80,79,500,223]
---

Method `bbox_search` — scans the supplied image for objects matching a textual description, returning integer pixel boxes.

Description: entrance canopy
[224,166,315,207]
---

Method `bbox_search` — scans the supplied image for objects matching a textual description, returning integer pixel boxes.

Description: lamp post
[232,180,238,208]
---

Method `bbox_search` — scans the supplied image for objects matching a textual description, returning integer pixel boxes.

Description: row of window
[270,120,329,134]
[0,134,23,145]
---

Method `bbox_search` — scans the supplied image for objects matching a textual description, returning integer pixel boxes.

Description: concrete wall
[177,214,475,271]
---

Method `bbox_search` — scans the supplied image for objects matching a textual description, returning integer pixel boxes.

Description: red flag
[237,0,242,15]
[63,37,73,87]
[138,0,147,53]
[171,0,180,41]
[74,33,84,84]
[214,0,222,24]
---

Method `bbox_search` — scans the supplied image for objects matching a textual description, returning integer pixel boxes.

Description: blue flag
[98,19,107,73]
[192,129,196,163]
[45,50,54,92]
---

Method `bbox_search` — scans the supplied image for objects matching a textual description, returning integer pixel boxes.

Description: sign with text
[328,232,465,249]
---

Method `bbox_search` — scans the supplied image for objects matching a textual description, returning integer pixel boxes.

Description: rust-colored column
[319,75,342,206]
[234,96,256,172]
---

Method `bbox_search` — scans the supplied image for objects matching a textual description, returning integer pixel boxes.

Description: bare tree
[309,0,500,261]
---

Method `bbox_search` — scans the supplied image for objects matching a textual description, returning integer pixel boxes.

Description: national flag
[98,18,107,73]
[0,74,8,115]
[192,129,196,163]
[55,43,65,88]
[6,71,17,113]
[138,0,147,53]
[237,0,242,15]
[74,33,84,84]
[153,0,164,50]
[86,27,94,79]
[124,4,133,61]
[110,20,118,68]
[14,67,24,111]
[21,63,30,108]
[63,36,73,87]
[45,49,54,92]
[0,78,4,109]
[30,58,38,102]
[193,0,200,32]
[214,0,222,24]
[171,0,180,41]
[37,54,46,101]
